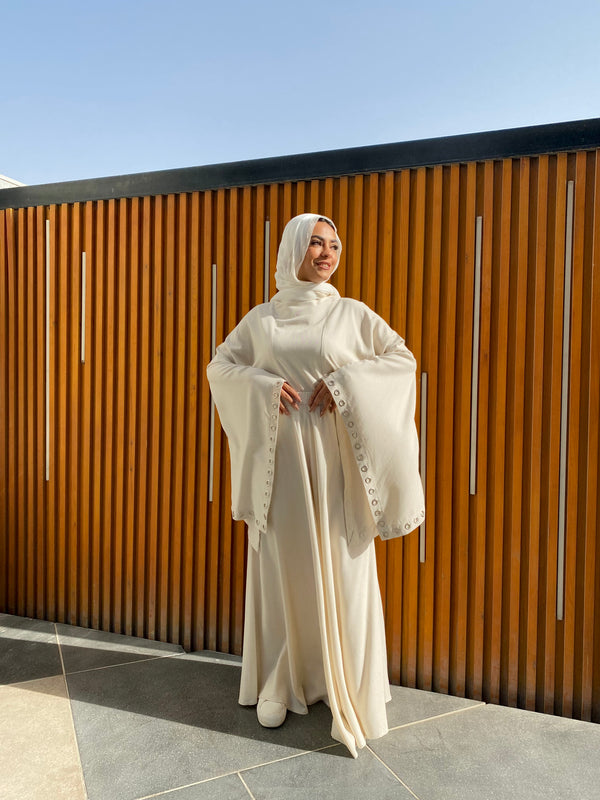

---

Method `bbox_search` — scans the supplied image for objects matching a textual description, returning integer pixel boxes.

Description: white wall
[0,174,25,189]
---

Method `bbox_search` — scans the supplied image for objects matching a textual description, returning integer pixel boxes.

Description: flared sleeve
[206,311,284,551]
[325,305,425,545]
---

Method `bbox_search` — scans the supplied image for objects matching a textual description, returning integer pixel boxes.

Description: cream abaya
[207,213,424,757]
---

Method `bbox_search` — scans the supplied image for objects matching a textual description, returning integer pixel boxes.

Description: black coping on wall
[2,117,600,211]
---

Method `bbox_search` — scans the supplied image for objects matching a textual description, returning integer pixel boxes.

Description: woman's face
[297,220,340,284]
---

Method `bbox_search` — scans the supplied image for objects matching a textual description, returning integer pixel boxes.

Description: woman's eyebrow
[311,235,338,244]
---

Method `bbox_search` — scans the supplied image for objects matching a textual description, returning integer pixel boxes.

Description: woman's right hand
[279,382,301,415]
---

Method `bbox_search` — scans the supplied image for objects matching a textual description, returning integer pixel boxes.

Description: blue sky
[2,0,599,186]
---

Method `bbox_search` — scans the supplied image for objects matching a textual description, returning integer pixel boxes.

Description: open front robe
[207,295,425,756]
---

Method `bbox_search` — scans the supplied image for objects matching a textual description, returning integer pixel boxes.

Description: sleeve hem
[325,372,425,540]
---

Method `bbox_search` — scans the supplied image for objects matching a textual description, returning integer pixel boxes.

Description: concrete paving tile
[370,702,600,800]
[0,674,86,800]
[56,622,184,673]
[144,773,252,799]
[67,653,336,800]
[241,744,416,799]
[0,613,62,685]
[387,684,483,729]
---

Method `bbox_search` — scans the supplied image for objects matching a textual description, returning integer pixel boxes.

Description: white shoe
[257,699,287,728]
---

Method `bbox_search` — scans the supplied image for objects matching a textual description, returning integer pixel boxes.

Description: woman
[207,213,424,757]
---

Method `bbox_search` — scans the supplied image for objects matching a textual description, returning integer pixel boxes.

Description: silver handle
[80,252,86,364]
[208,263,217,503]
[420,372,427,563]
[470,216,483,495]
[45,219,50,481]
[557,180,575,621]
[264,220,271,304]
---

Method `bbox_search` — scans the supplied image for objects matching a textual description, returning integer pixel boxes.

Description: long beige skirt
[239,394,391,757]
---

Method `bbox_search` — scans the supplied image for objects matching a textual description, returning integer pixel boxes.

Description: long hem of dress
[239,690,392,758]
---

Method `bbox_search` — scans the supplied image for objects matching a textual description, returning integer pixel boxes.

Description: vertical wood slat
[466,161,493,702]
[79,203,93,628]
[433,163,460,695]
[451,162,476,698]
[561,155,588,717]
[417,165,442,692]
[123,197,139,636]
[484,160,512,705]
[1,149,599,725]
[25,208,36,617]
[16,210,26,615]
[520,156,548,710]
[45,218,50,483]
[67,204,81,625]
[470,216,483,496]
[135,196,152,639]
[557,179,575,621]
[0,210,13,611]
[180,192,199,651]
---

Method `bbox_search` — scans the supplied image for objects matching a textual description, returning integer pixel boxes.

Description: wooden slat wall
[1,151,599,722]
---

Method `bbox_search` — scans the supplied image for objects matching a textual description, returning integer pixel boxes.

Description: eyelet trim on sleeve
[326,375,425,539]
[235,378,284,538]
[258,379,284,533]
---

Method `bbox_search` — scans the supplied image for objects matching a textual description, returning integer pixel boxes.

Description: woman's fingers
[279,381,300,415]
[279,380,336,416]
[309,380,335,415]
[283,382,302,405]
[308,380,326,409]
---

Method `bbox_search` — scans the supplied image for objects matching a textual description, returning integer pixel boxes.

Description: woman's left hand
[309,379,336,416]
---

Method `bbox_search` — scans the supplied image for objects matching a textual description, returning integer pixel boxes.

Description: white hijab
[272,213,341,309]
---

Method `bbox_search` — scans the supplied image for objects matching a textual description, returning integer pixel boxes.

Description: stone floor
[1,612,599,799]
